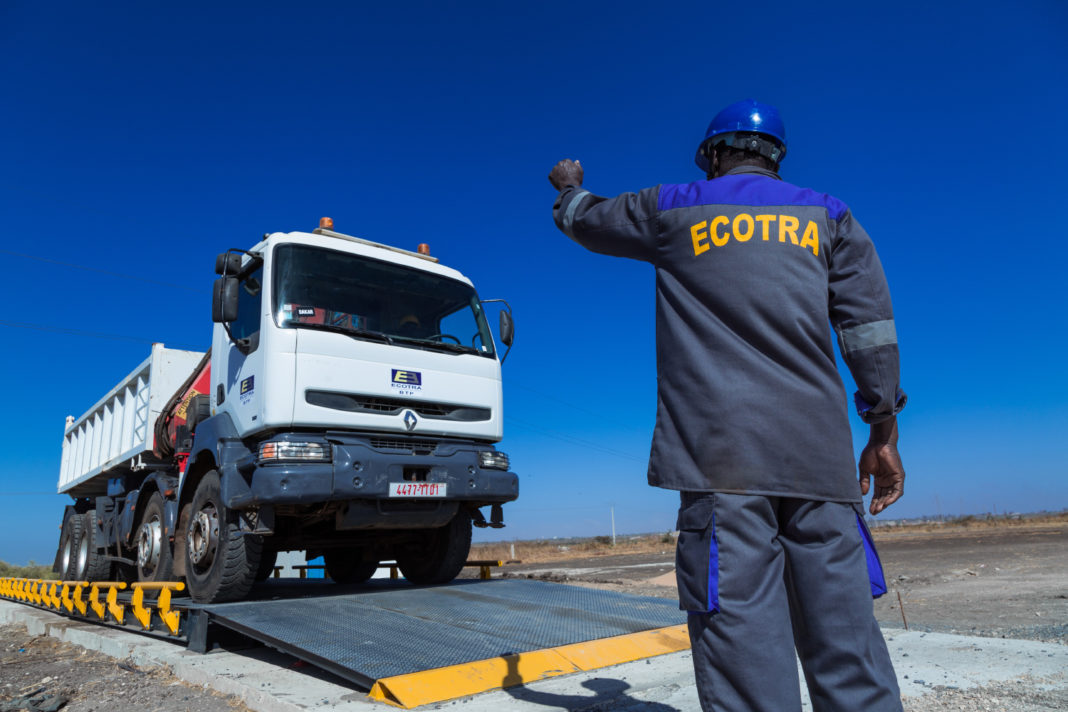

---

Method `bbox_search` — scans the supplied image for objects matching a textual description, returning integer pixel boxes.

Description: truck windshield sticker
[391,369,422,396]
[281,304,365,331]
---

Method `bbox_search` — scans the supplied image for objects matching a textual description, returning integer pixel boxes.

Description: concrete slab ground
[2,599,1065,711]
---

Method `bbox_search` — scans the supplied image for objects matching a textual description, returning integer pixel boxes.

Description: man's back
[553,166,901,501]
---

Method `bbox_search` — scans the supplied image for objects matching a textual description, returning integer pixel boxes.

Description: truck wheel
[82,510,113,582]
[254,547,278,582]
[58,513,84,580]
[397,510,472,585]
[324,551,379,584]
[136,494,174,582]
[185,470,262,603]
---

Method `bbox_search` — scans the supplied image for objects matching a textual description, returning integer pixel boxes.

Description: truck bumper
[223,432,518,510]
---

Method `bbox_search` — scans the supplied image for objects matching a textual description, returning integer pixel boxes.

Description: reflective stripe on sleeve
[838,319,897,353]
[561,190,590,238]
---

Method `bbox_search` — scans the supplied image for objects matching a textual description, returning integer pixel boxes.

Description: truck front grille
[369,437,439,455]
[306,390,490,422]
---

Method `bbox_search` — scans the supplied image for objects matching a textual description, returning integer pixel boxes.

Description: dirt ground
[0,626,252,712]
[1,521,1064,711]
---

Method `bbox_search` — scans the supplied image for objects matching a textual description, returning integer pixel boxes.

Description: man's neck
[712,164,781,180]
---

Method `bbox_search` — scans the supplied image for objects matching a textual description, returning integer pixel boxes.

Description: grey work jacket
[552,166,905,502]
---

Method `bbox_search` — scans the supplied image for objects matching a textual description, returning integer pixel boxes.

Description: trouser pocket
[675,494,719,613]
[853,503,888,598]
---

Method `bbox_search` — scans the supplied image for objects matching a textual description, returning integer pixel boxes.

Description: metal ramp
[186,578,688,708]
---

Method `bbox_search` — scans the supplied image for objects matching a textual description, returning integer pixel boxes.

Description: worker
[397,313,426,338]
[548,99,906,711]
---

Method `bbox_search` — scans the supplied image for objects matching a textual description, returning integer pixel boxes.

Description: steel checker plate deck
[198,579,685,687]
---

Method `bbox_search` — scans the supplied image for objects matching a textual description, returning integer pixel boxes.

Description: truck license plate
[389,482,447,498]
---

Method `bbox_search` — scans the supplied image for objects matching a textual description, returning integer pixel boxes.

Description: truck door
[212,264,265,436]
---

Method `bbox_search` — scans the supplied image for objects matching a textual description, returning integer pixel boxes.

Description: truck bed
[58,344,204,496]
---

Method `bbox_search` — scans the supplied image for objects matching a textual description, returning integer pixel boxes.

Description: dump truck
[54,219,518,603]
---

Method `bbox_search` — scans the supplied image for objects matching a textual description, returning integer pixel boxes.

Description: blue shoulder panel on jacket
[658,175,848,220]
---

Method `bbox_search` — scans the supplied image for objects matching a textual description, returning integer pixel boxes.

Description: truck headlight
[259,442,332,463]
[479,451,510,470]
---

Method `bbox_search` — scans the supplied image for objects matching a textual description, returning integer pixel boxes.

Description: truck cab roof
[255,228,474,287]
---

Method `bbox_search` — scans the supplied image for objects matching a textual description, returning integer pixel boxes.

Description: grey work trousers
[675,492,902,712]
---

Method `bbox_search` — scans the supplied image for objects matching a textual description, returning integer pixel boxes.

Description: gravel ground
[0,625,251,712]
[903,676,1068,712]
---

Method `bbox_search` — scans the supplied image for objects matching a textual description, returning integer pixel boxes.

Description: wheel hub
[137,518,162,571]
[188,505,220,568]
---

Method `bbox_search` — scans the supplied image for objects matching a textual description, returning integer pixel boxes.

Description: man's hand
[549,159,583,191]
[858,416,905,515]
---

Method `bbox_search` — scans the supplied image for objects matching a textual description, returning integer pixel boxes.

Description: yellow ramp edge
[368,623,690,709]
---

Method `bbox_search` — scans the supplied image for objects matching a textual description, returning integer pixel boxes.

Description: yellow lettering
[691,221,710,256]
[732,213,754,242]
[800,221,819,256]
[779,215,799,245]
[691,213,816,257]
[755,214,775,241]
[710,216,730,247]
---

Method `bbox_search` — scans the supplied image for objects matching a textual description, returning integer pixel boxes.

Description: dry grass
[471,532,676,564]
[475,512,1068,563]
[868,511,1068,540]
[0,560,58,579]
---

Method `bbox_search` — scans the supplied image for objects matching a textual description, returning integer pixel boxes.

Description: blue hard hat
[695,99,787,172]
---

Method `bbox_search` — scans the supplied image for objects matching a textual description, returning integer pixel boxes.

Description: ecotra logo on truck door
[239,376,255,405]
[391,369,422,396]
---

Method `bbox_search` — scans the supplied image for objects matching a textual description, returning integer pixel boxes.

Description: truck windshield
[272,243,496,358]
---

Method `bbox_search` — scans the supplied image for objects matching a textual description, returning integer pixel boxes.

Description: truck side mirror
[212,277,239,323]
[215,252,243,276]
[499,310,514,347]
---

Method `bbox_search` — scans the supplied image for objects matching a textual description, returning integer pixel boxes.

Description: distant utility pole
[611,506,616,547]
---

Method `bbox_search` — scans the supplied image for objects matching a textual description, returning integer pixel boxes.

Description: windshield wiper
[288,322,484,354]
[291,322,394,345]
[391,336,479,355]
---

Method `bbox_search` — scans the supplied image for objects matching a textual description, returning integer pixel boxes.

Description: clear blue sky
[1,2,1065,565]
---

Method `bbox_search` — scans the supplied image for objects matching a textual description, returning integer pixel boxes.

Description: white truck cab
[212,227,506,443]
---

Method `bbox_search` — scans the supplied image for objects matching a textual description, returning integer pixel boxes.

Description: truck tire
[81,510,113,582]
[324,551,379,584]
[136,494,174,582]
[58,513,84,580]
[184,470,262,603]
[397,510,472,585]
[254,547,278,582]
